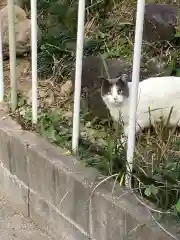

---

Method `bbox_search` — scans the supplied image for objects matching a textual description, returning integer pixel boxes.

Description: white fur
[102,76,180,137]
[104,84,124,105]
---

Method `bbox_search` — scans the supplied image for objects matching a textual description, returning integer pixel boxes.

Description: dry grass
[133,119,180,210]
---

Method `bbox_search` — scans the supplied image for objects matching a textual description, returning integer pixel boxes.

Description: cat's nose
[114,97,117,101]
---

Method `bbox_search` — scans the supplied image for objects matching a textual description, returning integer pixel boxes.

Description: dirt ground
[0,197,52,240]
[3,57,72,110]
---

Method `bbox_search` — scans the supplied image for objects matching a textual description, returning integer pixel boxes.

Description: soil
[3,57,72,110]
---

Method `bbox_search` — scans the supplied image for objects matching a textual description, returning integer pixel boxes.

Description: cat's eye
[118,90,122,94]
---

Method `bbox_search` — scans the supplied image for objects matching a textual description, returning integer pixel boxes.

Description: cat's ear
[120,74,128,84]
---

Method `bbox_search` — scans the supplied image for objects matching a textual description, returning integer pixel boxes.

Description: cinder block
[8,132,29,186]
[90,191,127,240]
[90,186,175,240]
[0,163,29,217]
[29,189,91,240]
[0,117,21,170]
[27,141,92,234]
[126,223,171,240]
[0,117,21,132]
[0,130,11,170]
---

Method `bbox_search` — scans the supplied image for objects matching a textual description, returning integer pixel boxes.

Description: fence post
[72,0,85,153]
[31,0,38,124]
[0,19,4,102]
[8,0,17,111]
[126,0,145,188]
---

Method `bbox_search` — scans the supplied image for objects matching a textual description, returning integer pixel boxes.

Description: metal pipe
[8,0,17,111]
[31,0,38,124]
[0,19,4,102]
[72,0,85,153]
[126,0,145,188]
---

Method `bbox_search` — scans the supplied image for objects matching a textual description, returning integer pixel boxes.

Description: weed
[134,112,180,212]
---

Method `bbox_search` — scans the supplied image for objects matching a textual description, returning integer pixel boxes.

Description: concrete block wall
[0,106,178,239]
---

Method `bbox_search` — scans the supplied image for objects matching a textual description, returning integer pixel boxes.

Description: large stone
[141,4,178,42]
[0,5,40,58]
[27,136,93,235]
[0,0,28,10]
[29,191,90,240]
[0,0,6,10]
[14,0,28,9]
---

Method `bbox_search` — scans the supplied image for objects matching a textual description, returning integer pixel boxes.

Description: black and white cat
[101,74,180,137]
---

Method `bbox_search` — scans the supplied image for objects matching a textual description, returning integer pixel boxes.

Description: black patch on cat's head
[100,74,129,97]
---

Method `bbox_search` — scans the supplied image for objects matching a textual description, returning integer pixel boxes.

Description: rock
[39,89,46,98]
[26,89,39,106]
[0,0,6,10]
[0,4,26,21]
[0,0,28,10]
[14,19,31,55]
[0,5,40,58]
[140,4,178,42]
[14,0,28,9]
[27,88,55,108]
[44,89,55,106]
[60,80,72,97]
[62,111,73,120]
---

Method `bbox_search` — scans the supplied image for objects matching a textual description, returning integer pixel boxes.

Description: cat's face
[101,74,129,106]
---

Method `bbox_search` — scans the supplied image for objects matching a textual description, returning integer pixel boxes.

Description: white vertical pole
[126,0,145,188]
[0,19,4,102]
[72,0,85,153]
[31,0,38,124]
[8,0,17,111]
